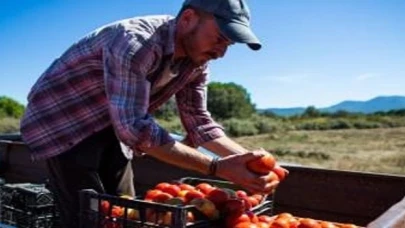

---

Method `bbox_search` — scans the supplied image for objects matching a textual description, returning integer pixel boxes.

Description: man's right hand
[215,151,279,195]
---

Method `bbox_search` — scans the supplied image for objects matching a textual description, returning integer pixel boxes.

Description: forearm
[142,141,213,175]
[202,136,249,157]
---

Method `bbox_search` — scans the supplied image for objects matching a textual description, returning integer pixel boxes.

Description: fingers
[218,150,284,195]
[245,180,279,195]
[264,180,279,193]
[240,173,279,195]
[236,150,266,162]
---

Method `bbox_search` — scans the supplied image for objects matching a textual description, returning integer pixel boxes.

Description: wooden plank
[274,166,405,226]
[0,141,48,184]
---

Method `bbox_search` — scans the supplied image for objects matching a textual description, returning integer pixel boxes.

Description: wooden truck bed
[1,135,405,226]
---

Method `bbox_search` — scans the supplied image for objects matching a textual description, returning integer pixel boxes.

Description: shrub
[352,120,382,129]
[156,117,184,135]
[328,119,352,129]
[222,118,258,137]
[0,118,20,134]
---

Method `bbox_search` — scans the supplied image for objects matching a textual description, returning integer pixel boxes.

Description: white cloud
[355,73,379,81]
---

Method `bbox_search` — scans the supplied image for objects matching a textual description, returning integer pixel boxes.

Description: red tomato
[277,213,293,219]
[246,211,259,224]
[319,221,338,228]
[271,217,290,228]
[144,189,162,201]
[258,215,274,223]
[178,183,195,191]
[100,200,110,215]
[288,217,300,228]
[246,154,276,175]
[257,222,270,228]
[223,199,245,216]
[111,206,124,218]
[226,213,251,228]
[236,190,248,199]
[155,182,171,191]
[248,196,260,207]
[161,184,181,197]
[266,171,280,183]
[273,165,288,181]
[298,218,321,228]
[196,183,214,195]
[340,224,358,228]
[206,188,230,208]
[234,222,259,228]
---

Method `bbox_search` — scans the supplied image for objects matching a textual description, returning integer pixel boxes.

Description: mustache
[206,51,219,59]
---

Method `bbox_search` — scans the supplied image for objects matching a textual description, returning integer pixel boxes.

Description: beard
[180,24,210,66]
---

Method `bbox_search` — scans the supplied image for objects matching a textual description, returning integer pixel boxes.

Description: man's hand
[215,150,279,194]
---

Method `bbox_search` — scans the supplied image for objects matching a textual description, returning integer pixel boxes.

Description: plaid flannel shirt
[20,15,225,161]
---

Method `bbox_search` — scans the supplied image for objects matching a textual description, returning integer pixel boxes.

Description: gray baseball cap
[182,0,262,50]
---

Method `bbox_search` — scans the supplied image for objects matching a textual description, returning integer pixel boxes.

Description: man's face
[178,9,234,66]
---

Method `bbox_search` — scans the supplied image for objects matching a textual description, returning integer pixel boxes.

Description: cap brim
[215,17,262,51]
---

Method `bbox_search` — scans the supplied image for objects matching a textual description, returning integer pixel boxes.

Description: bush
[0,118,20,134]
[374,116,403,128]
[0,96,25,119]
[352,120,382,129]
[156,117,184,135]
[255,120,276,134]
[328,119,352,129]
[222,118,258,137]
[295,120,329,130]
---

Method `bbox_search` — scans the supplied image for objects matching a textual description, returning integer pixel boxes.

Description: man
[20,0,281,227]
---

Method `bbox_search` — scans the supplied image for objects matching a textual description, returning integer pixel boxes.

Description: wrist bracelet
[208,157,219,176]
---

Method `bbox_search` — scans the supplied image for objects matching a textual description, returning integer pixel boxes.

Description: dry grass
[0,117,20,134]
[233,127,405,175]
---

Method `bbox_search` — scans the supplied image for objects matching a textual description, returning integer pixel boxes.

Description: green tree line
[0,96,25,119]
[153,82,405,137]
[1,82,405,135]
[0,96,25,134]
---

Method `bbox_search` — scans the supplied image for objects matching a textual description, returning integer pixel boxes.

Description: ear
[177,8,200,34]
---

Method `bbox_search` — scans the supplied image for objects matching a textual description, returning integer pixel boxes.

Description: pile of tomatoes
[97,153,292,227]
[228,212,361,228]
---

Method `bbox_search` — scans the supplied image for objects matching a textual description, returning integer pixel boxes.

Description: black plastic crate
[79,189,213,228]
[79,174,275,228]
[177,177,274,215]
[79,189,273,228]
[0,183,59,228]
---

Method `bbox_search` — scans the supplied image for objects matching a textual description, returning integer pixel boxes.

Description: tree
[207,82,255,120]
[302,106,320,118]
[153,97,177,120]
[0,96,25,118]
[331,110,350,118]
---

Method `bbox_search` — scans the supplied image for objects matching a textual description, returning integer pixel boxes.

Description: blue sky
[1,0,404,109]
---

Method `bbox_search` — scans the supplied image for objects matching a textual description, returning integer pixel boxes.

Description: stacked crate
[0,182,59,228]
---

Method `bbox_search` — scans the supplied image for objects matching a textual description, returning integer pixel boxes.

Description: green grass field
[233,127,405,175]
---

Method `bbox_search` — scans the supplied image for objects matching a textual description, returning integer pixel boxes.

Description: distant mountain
[260,107,306,116]
[260,96,405,116]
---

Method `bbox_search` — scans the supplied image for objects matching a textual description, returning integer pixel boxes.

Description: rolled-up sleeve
[103,31,174,151]
[175,67,225,148]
